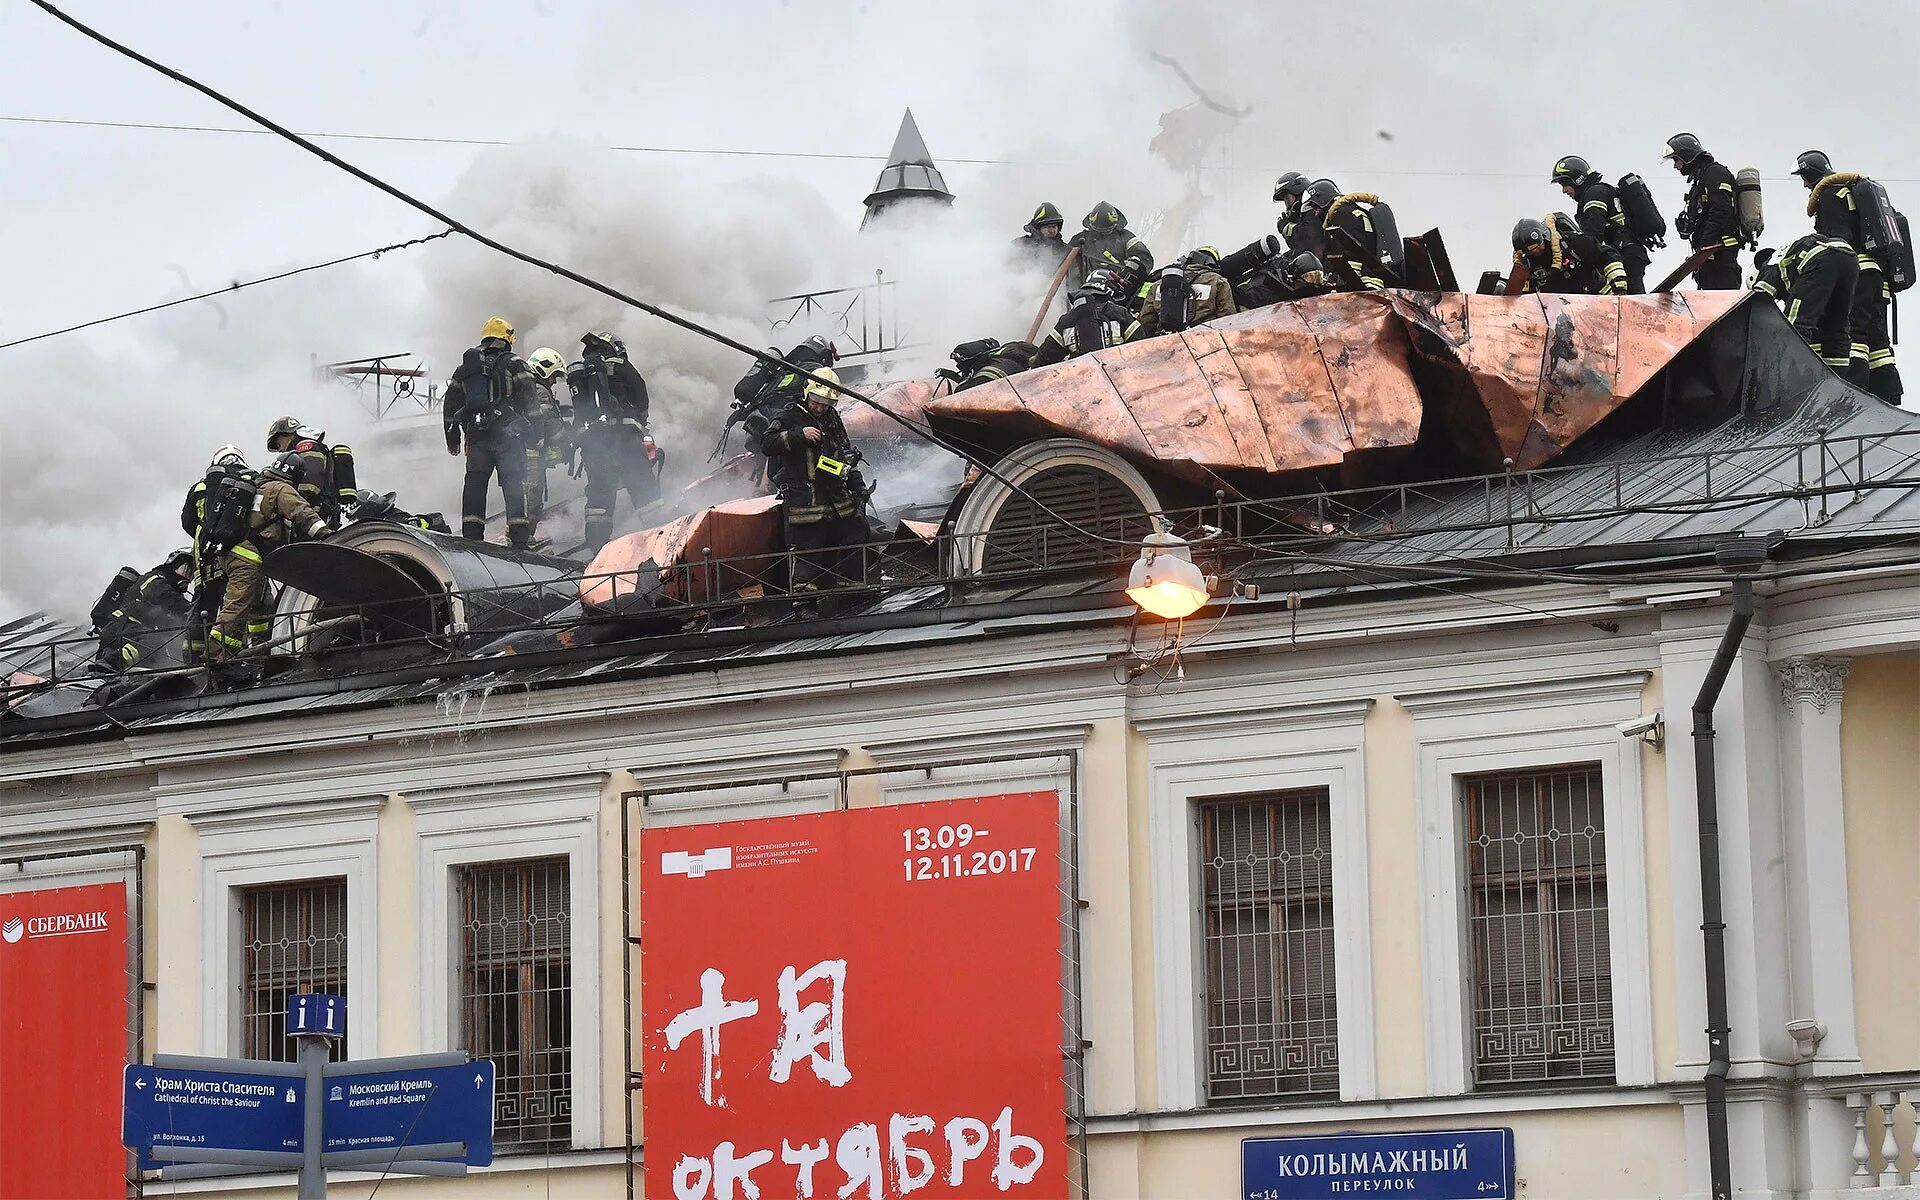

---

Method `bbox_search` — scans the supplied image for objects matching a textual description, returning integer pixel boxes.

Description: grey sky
[2,0,1916,618]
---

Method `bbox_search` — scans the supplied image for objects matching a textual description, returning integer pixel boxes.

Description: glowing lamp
[1125,532,1210,619]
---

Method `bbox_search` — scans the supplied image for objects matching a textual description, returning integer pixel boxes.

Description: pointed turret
[860,109,954,229]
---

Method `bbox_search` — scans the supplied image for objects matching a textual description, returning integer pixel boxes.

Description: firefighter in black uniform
[90,550,193,673]
[725,336,838,484]
[266,416,356,526]
[569,330,659,553]
[1552,155,1652,293]
[443,316,542,549]
[945,338,1040,391]
[1302,180,1402,291]
[760,369,871,598]
[1663,133,1742,289]
[1753,235,1859,376]
[1011,202,1069,273]
[1132,247,1237,338]
[1066,202,1153,294]
[1797,150,1903,403]
[1033,269,1141,366]
[1219,239,1331,309]
[1510,216,1629,296]
[1272,171,1313,249]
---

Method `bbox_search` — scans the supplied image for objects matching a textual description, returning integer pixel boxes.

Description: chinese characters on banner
[641,792,1068,1200]
[0,882,130,1199]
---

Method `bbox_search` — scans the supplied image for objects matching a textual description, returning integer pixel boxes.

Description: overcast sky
[3,0,1917,618]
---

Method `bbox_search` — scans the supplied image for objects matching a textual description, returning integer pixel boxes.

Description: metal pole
[298,1036,328,1199]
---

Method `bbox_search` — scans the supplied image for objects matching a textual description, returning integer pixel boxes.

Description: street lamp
[1125,532,1210,619]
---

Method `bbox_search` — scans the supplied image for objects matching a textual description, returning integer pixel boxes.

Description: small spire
[862,108,954,227]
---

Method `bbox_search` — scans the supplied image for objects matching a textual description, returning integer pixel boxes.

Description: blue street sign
[1243,1128,1514,1200]
[123,1065,304,1171]
[322,1060,496,1166]
[288,992,346,1038]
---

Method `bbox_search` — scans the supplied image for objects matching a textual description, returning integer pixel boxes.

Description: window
[1464,765,1613,1086]
[1200,790,1339,1100]
[241,878,349,1062]
[459,859,572,1153]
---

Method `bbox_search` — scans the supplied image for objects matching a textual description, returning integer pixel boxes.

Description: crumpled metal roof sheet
[906,290,1746,490]
[582,495,783,609]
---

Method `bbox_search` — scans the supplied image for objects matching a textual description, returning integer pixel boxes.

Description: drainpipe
[1693,536,1766,1200]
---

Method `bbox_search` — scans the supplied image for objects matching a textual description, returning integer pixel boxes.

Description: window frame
[238,875,352,1063]
[1404,673,1655,1096]
[411,776,602,1153]
[456,856,574,1154]
[1458,763,1615,1088]
[1196,787,1343,1103]
[194,797,381,1059]
[1142,698,1376,1109]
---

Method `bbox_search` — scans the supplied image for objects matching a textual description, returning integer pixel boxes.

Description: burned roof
[4,291,1917,746]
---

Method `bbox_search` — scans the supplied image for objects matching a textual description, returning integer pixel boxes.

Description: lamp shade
[1125,533,1209,619]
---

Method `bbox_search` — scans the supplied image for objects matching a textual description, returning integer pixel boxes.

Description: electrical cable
[0,229,453,350]
[27,0,1140,549]
[10,116,1918,185]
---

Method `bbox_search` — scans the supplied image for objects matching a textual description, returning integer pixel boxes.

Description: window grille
[459,859,572,1153]
[240,878,348,1062]
[1464,765,1614,1086]
[1201,790,1340,1100]
[981,465,1153,574]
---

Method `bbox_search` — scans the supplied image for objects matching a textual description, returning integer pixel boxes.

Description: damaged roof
[4,292,1917,745]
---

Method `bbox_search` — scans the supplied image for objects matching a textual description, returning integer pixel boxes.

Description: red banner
[0,882,130,1198]
[642,792,1067,1200]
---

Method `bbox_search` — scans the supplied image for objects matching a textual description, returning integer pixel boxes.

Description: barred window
[1464,765,1614,1086]
[459,859,572,1154]
[1200,790,1340,1101]
[240,878,349,1062]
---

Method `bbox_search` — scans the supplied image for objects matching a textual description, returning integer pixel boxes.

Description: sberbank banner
[1243,1127,1514,1199]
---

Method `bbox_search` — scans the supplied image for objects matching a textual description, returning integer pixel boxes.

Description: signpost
[1242,1128,1515,1200]
[121,994,495,1195]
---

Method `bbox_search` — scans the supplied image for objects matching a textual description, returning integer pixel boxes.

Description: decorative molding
[407,772,608,815]
[1132,697,1375,739]
[625,746,845,793]
[187,794,384,838]
[1398,671,1650,720]
[863,722,1093,767]
[1775,656,1851,714]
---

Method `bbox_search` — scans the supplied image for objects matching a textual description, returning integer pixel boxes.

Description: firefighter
[1796,150,1903,403]
[759,368,871,597]
[1132,246,1236,338]
[1303,180,1403,291]
[265,416,356,525]
[180,444,250,662]
[1272,171,1314,249]
[723,337,839,485]
[1011,202,1069,272]
[943,338,1040,391]
[1552,155,1653,293]
[205,452,328,677]
[1220,238,1331,309]
[1663,133,1742,289]
[1753,235,1859,376]
[90,550,193,673]
[1033,269,1140,366]
[1510,215,1629,296]
[525,346,570,535]
[1065,201,1153,294]
[569,330,660,553]
[444,316,542,549]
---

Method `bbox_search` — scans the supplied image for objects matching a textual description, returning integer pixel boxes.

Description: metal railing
[5,426,1919,716]
[766,274,900,362]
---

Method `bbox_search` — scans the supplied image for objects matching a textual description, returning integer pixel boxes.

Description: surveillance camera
[1616,710,1665,749]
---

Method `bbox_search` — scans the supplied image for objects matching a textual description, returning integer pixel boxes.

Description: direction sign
[1242,1127,1515,1200]
[287,993,346,1039]
[322,1060,495,1166]
[123,1065,304,1172]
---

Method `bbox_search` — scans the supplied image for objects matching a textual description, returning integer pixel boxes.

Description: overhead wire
[0,228,454,350]
[26,0,1140,549]
[9,115,1919,185]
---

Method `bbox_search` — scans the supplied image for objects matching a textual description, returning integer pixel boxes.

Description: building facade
[4,546,1917,1197]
